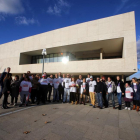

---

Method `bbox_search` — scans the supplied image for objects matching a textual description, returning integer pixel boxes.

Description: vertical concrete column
[100,48,103,60]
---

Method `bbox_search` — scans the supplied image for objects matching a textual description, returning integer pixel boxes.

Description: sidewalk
[0,98,140,140]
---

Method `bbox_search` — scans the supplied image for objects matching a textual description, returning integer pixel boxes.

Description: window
[58,53,62,62]
[45,54,49,63]
[54,54,58,62]
[50,54,54,62]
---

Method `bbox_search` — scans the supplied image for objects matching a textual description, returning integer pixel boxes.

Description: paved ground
[0,96,140,140]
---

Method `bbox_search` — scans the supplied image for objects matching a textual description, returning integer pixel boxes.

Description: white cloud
[137,37,140,65]
[0,0,24,15]
[115,0,129,14]
[15,16,39,25]
[47,0,70,15]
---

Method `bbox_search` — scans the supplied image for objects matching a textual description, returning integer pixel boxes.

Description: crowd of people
[0,67,140,112]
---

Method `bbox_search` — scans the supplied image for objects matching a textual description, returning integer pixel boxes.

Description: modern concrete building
[0,11,137,80]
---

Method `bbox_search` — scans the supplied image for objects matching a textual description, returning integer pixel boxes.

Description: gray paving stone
[51,123,74,136]
[0,102,140,140]
[65,127,84,140]
[103,125,119,135]
[101,131,119,140]
[43,132,62,140]
[119,128,137,140]
[83,128,102,140]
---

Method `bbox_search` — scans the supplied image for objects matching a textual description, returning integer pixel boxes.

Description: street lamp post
[42,49,47,75]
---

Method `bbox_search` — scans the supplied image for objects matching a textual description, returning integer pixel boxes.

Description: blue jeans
[97,92,103,108]
[106,92,115,107]
[117,93,122,105]
[53,88,59,101]
[63,88,70,103]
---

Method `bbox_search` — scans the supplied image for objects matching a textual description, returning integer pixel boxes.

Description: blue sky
[0,0,140,78]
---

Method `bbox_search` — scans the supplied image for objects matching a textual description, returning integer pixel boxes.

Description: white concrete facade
[0,11,137,77]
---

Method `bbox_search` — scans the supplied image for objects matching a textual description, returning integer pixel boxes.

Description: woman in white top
[69,77,78,105]
[123,83,133,110]
[80,78,88,105]
[19,75,32,107]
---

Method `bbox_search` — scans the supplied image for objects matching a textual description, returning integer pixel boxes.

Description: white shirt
[86,78,90,85]
[117,82,122,93]
[39,78,48,85]
[69,81,77,92]
[47,77,53,86]
[20,81,32,92]
[53,78,60,89]
[89,80,96,92]
[81,82,86,94]
[125,87,133,99]
[64,78,71,89]
[108,82,113,93]
[61,78,65,87]
[133,83,137,92]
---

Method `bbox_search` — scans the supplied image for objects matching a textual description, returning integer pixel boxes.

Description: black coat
[131,83,140,101]
[115,80,125,93]
[102,80,107,93]
[0,72,12,87]
[95,81,103,93]
[11,80,20,97]
[2,79,11,94]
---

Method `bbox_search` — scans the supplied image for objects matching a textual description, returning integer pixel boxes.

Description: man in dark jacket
[95,77,103,109]
[0,67,12,99]
[131,77,140,111]
[101,76,108,108]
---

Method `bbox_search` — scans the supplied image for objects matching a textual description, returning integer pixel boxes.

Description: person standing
[115,76,125,110]
[31,74,40,104]
[19,75,32,107]
[47,74,53,102]
[0,67,12,99]
[58,72,63,101]
[10,75,20,106]
[86,73,90,103]
[106,77,116,109]
[76,75,83,104]
[63,74,71,103]
[124,83,133,110]
[89,76,96,108]
[95,77,103,109]
[35,74,40,105]
[53,74,60,102]
[101,76,108,108]
[61,74,66,102]
[131,77,140,112]
[80,78,88,105]
[69,77,78,105]
[2,73,11,109]
[39,74,48,104]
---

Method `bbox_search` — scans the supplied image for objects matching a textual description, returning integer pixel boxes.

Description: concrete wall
[0,11,137,75]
